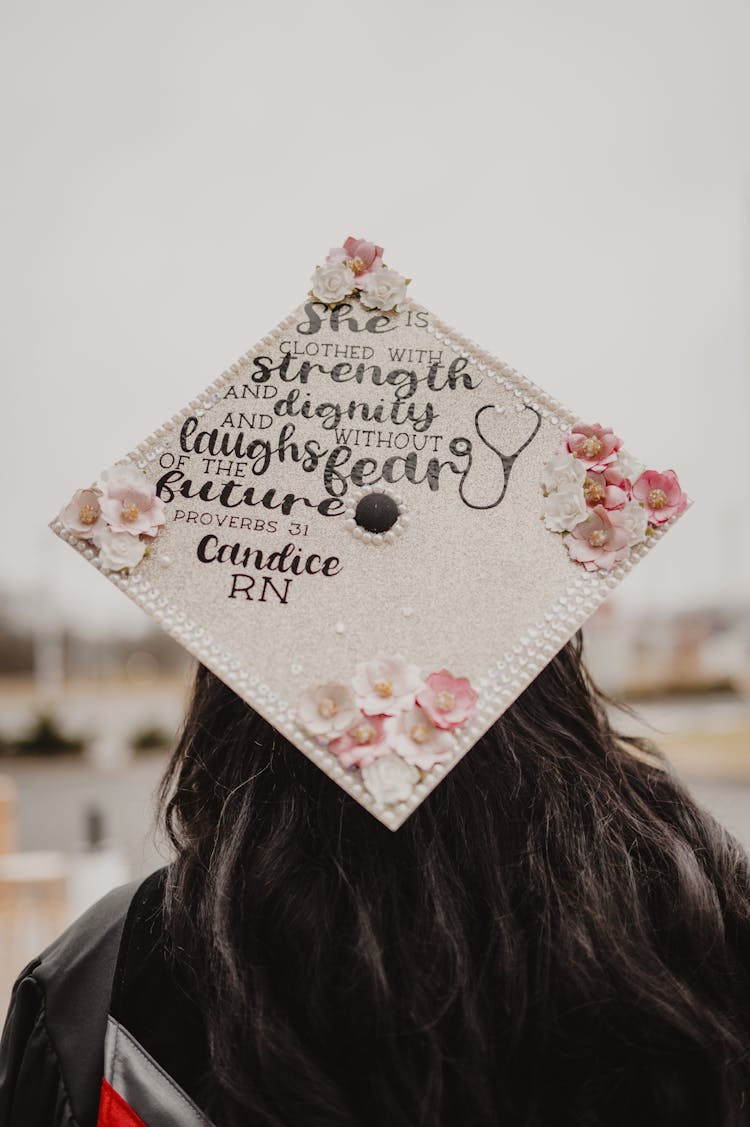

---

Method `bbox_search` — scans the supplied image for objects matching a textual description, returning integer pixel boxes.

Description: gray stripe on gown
[104,1015,214,1127]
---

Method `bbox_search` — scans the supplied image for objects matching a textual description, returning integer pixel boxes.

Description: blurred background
[0,0,748,1015]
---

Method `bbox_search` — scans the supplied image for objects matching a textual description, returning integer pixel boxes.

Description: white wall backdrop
[2,0,748,631]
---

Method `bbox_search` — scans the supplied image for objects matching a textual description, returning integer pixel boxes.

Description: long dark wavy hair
[160,634,750,1126]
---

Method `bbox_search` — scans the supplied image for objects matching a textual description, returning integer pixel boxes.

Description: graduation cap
[50,238,690,829]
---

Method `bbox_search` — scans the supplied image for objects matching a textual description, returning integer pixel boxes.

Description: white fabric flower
[357,267,408,312]
[362,754,419,805]
[352,655,424,716]
[611,448,644,481]
[385,706,455,771]
[297,682,358,738]
[93,526,147,571]
[99,463,147,491]
[310,262,356,305]
[540,452,586,495]
[541,483,588,533]
[620,499,649,546]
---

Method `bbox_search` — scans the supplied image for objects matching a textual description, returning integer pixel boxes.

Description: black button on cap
[354,492,400,534]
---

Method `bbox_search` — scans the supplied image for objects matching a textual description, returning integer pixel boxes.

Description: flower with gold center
[329,713,389,769]
[99,464,166,537]
[417,670,478,730]
[632,469,688,526]
[581,436,603,459]
[326,237,384,278]
[297,682,358,738]
[581,468,630,512]
[385,706,455,770]
[566,505,631,571]
[353,656,424,716]
[60,487,104,540]
[584,478,606,504]
[564,422,622,472]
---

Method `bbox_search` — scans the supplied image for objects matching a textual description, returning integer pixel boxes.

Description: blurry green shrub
[130,725,173,753]
[3,713,86,757]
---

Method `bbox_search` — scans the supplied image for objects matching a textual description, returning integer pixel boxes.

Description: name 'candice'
[196,535,342,577]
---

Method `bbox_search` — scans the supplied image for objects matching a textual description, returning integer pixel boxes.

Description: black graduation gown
[0,866,213,1127]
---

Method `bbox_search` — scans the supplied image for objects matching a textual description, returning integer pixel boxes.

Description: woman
[1,633,750,1126]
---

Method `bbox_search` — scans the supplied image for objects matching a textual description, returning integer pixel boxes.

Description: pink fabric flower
[582,467,631,511]
[564,423,622,472]
[631,469,687,526]
[329,713,390,769]
[297,682,359,739]
[416,670,477,730]
[59,487,104,539]
[385,706,455,770]
[352,655,424,716]
[566,505,632,571]
[99,464,166,538]
[327,237,384,277]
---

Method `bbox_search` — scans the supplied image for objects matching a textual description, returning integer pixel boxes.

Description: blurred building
[583,601,750,699]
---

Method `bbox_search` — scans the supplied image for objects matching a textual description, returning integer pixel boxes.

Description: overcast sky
[2,0,748,635]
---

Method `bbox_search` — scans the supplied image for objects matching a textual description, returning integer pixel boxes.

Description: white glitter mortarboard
[50,238,691,829]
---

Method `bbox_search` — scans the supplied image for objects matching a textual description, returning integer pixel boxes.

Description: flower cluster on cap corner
[541,423,688,571]
[310,237,410,313]
[297,657,478,806]
[58,464,166,571]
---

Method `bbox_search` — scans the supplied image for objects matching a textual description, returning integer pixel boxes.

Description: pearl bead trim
[343,485,409,546]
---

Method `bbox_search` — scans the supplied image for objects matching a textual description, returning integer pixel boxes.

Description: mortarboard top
[51,238,690,829]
